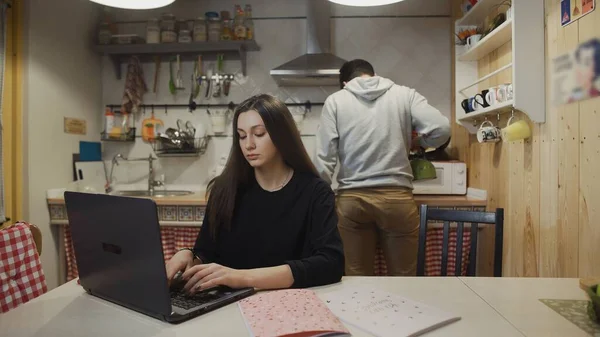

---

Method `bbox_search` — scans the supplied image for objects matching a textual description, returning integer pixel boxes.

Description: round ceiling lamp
[328,0,405,6]
[89,0,175,10]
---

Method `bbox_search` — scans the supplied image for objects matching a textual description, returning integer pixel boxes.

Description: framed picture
[561,0,595,27]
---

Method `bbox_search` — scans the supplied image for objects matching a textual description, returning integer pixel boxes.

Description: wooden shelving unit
[95,40,260,79]
[458,19,512,62]
[455,0,545,134]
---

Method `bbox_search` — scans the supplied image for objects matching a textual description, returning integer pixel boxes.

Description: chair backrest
[417,205,504,277]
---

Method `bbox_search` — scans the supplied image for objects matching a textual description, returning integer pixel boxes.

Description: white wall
[23,0,102,289]
[103,0,451,190]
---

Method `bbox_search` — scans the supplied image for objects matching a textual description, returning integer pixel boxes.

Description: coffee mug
[495,84,508,103]
[506,83,514,101]
[485,89,497,106]
[467,34,482,48]
[477,120,501,143]
[474,93,489,109]
[502,116,531,142]
[461,98,472,113]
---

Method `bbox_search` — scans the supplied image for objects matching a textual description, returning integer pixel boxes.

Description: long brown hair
[205,94,319,237]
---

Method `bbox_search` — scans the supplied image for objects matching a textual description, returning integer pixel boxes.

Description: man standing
[316,59,451,276]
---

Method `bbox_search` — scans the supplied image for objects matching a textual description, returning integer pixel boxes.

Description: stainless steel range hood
[270,0,347,87]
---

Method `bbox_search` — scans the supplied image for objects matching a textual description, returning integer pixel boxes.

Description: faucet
[109,153,164,195]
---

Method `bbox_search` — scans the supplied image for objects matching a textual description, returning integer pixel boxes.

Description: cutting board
[74,161,106,186]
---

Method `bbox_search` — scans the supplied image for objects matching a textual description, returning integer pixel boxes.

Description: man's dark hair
[339,59,375,89]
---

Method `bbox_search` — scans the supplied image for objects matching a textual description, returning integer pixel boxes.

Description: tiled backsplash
[102,10,450,189]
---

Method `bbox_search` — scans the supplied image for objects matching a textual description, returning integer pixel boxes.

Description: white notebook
[321,286,461,337]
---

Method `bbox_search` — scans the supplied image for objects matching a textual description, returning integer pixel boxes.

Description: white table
[0,277,590,337]
[460,277,592,337]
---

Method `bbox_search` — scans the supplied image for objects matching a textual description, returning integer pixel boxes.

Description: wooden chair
[417,205,504,277]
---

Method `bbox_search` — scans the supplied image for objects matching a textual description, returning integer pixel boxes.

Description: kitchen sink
[114,190,194,197]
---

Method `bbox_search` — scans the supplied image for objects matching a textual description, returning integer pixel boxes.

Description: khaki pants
[336,187,419,276]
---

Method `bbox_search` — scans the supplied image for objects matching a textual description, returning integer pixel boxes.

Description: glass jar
[146,18,160,44]
[161,30,177,43]
[160,13,176,31]
[205,12,221,42]
[193,18,207,42]
[176,19,187,33]
[98,22,112,45]
[220,19,233,40]
[178,30,192,43]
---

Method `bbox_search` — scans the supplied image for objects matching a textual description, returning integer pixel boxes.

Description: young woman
[165,94,344,293]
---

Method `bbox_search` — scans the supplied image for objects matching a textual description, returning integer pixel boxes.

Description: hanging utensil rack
[105,100,324,113]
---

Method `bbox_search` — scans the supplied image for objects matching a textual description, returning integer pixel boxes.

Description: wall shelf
[456,0,512,26]
[95,40,260,80]
[455,0,545,134]
[458,19,512,62]
[458,62,513,94]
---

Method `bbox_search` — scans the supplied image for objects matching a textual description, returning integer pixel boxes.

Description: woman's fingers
[190,271,224,294]
[165,261,185,283]
[198,277,224,291]
[183,264,218,292]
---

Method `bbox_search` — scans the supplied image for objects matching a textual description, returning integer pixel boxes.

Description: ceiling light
[328,0,405,7]
[89,0,175,10]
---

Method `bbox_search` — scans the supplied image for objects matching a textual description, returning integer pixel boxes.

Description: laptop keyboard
[170,288,224,310]
[169,274,229,310]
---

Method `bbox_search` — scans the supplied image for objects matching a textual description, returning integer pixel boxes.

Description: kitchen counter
[46,193,486,284]
[47,194,486,207]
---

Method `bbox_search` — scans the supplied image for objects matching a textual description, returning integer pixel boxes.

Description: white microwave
[412,161,467,195]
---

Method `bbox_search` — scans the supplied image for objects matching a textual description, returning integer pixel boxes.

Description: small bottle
[221,19,233,40]
[245,4,254,40]
[104,108,115,137]
[233,5,247,40]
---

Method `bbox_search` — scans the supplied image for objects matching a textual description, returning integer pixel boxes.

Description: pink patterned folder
[238,289,351,337]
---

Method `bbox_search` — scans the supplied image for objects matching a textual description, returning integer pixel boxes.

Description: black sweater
[192,172,345,288]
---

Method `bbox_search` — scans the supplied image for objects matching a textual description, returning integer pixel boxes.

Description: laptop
[64,191,255,323]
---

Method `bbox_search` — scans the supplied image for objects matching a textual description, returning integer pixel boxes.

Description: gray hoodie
[315,76,450,190]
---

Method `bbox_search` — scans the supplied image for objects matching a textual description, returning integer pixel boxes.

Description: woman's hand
[165,249,197,284]
[181,263,250,293]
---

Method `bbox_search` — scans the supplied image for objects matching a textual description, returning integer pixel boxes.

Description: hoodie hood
[344,76,395,101]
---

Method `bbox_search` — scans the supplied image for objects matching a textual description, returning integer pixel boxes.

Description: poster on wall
[552,38,600,105]
[561,0,595,26]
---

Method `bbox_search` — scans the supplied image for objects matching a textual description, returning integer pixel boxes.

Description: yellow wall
[452,0,600,277]
[2,0,23,223]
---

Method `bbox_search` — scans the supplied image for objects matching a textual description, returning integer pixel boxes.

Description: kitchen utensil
[223,75,231,96]
[501,116,531,142]
[175,54,184,90]
[477,120,501,143]
[185,121,196,138]
[189,73,195,112]
[213,54,224,98]
[205,68,213,98]
[193,55,202,99]
[168,59,176,95]
[153,56,161,93]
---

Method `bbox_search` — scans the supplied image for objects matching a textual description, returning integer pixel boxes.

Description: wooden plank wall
[451,0,600,277]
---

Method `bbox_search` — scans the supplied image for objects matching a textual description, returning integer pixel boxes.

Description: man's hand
[181,263,251,293]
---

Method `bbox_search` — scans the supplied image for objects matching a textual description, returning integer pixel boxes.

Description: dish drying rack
[152,136,210,157]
